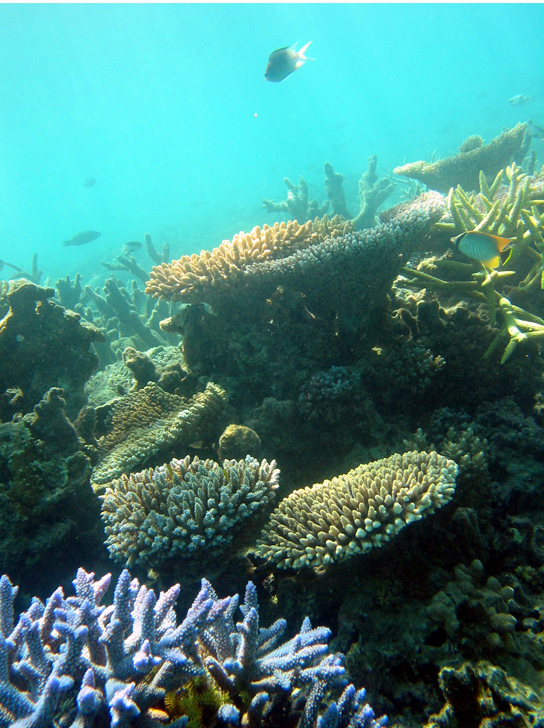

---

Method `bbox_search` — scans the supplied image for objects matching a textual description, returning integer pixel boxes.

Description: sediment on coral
[101,455,279,575]
[91,381,227,489]
[393,123,528,193]
[0,567,386,728]
[256,451,458,570]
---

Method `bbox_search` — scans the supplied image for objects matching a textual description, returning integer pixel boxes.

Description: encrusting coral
[91,381,227,489]
[0,387,101,587]
[393,123,528,193]
[100,455,279,575]
[0,567,386,728]
[256,451,458,570]
[0,280,103,419]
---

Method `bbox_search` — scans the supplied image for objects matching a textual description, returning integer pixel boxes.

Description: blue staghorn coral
[0,568,386,728]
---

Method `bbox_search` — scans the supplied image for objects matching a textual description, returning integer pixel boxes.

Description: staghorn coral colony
[1,123,544,727]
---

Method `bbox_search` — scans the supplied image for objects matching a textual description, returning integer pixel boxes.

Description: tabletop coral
[145,215,352,303]
[256,451,458,570]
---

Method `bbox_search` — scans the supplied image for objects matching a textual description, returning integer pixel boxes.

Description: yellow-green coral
[402,163,544,361]
[256,451,458,571]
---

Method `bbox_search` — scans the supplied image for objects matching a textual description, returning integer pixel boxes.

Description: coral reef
[217,423,262,460]
[262,175,330,219]
[0,387,102,589]
[256,451,458,570]
[425,661,544,727]
[91,381,227,489]
[146,215,353,304]
[101,455,279,576]
[0,280,103,419]
[393,123,528,193]
[402,163,544,363]
[84,345,189,407]
[0,567,386,728]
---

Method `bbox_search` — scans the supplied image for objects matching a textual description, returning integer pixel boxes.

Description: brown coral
[145,215,353,303]
[91,381,227,489]
[393,123,528,193]
[256,451,458,570]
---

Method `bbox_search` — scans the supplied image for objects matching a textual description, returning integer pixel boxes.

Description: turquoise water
[0,2,543,282]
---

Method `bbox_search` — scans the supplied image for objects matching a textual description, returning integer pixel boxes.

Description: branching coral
[91,381,227,489]
[100,455,280,574]
[0,568,386,728]
[145,215,353,304]
[256,451,458,570]
[393,123,528,193]
[262,176,330,219]
[402,163,544,361]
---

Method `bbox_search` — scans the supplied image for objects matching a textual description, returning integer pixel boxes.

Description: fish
[527,120,544,140]
[122,241,143,254]
[508,94,532,107]
[265,41,314,83]
[82,177,96,188]
[451,231,514,269]
[62,230,102,247]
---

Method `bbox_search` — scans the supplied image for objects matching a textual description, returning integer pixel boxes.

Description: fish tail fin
[297,41,315,62]
[61,241,70,247]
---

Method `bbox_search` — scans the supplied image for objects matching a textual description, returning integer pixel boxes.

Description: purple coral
[0,569,385,728]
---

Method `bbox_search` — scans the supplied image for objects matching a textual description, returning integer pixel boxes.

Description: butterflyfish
[265,41,314,83]
[451,231,513,269]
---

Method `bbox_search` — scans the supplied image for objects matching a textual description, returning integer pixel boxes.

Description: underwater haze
[0,2,543,282]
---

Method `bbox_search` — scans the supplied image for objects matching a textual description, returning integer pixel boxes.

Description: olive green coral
[101,455,280,573]
[256,451,458,570]
[91,381,227,489]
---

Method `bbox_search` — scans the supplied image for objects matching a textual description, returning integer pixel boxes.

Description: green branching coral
[403,163,544,362]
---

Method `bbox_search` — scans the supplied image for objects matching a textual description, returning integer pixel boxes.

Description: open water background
[0,3,543,283]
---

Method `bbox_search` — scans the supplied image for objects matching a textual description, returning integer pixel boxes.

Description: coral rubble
[256,451,458,570]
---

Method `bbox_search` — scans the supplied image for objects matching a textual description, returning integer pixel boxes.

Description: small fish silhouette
[508,94,532,107]
[265,42,314,83]
[527,120,544,140]
[82,177,96,188]
[451,231,513,269]
[122,241,143,254]
[62,231,102,247]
